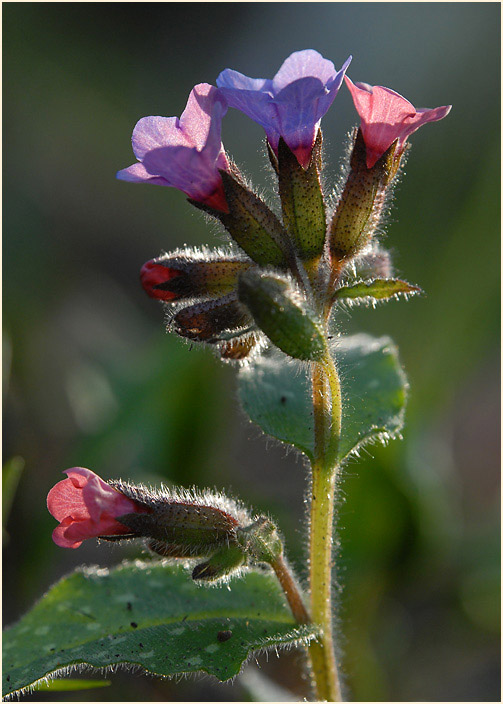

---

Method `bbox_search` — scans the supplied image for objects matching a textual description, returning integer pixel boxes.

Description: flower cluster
[117,49,450,363]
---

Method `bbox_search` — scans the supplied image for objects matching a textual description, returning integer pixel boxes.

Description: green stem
[306,351,343,701]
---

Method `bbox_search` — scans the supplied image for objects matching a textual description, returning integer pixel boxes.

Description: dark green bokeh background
[4,3,500,701]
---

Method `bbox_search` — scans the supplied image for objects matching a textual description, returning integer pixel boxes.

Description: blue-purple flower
[117,83,231,212]
[216,49,351,168]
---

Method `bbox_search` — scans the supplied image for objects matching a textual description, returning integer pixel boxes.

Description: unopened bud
[192,543,246,582]
[140,252,251,302]
[172,293,251,343]
[238,270,326,361]
[329,129,395,262]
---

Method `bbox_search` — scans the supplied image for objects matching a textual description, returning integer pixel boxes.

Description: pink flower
[117,83,230,212]
[47,468,149,549]
[345,76,451,168]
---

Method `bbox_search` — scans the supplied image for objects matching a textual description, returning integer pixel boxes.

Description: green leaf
[333,278,422,304]
[32,679,110,692]
[3,560,316,698]
[238,334,407,461]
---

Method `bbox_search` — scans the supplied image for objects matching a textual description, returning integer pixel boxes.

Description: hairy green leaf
[333,278,421,304]
[3,560,315,698]
[238,334,407,461]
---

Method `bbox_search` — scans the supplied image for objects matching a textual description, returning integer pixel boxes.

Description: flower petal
[81,473,137,523]
[116,162,170,186]
[179,83,228,152]
[345,77,451,168]
[47,473,91,522]
[52,517,83,549]
[131,116,187,160]
[272,49,338,93]
[47,467,148,549]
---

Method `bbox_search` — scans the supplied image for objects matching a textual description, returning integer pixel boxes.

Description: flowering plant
[4,49,450,701]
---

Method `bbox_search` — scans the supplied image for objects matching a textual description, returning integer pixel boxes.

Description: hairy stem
[307,351,343,701]
[270,555,310,625]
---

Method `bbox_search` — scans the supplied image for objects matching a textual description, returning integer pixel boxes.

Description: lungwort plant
[3,50,450,701]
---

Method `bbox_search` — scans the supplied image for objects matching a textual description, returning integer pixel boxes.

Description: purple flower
[216,50,351,168]
[117,83,231,212]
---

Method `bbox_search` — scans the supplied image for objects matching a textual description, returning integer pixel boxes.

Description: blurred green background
[3,3,500,701]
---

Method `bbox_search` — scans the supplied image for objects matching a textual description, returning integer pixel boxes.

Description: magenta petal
[63,516,129,542]
[400,104,452,142]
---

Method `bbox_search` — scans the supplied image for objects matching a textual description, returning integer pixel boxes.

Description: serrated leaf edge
[3,623,318,699]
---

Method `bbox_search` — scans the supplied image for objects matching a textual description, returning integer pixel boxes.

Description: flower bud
[140,252,251,302]
[172,293,251,343]
[328,128,395,263]
[192,543,246,582]
[238,270,326,361]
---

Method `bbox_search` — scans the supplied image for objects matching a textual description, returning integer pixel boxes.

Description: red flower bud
[140,261,184,301]
[140,252,251,302]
